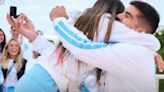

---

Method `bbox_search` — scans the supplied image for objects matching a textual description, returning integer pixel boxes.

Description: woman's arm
[49,6,160,52]
[52,17,133,73]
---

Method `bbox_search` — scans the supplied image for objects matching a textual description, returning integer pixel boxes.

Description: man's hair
[130,1,160,34]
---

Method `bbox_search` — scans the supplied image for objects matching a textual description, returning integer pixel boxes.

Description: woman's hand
[6,13,38,42]
[49,6,69,21]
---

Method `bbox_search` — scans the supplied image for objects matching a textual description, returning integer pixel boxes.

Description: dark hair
[0,28,6,52]
[130,1,160,34]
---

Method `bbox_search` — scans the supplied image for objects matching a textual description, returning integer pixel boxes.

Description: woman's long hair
[56,0,124,82]
[0,28,6,53]
[0,39,23,72]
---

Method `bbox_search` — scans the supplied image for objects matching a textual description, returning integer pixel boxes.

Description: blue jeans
[14,64,60,92]
[0,86,14,92]
[4,86,14,92]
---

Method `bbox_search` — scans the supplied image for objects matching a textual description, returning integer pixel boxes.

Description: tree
[155,26,164,92]
[155,26,164,59]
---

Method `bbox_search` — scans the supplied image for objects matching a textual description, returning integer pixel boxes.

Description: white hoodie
[51,15,160,92]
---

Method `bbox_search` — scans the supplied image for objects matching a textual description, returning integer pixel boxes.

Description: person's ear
[138,27,147,33]
[135,25,147,33]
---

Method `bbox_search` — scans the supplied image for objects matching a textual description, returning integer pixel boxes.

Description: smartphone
[10,6,18,18]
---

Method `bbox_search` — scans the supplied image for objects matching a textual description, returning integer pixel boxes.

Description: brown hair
[56,0,124,82]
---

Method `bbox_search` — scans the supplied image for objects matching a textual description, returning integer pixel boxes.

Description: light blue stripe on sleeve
[54,24,108,49]
[58,21,89,42]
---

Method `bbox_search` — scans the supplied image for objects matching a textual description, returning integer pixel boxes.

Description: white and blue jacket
[51,15,160,92]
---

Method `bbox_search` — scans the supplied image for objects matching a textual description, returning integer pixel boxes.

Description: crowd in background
[0,27,54,92]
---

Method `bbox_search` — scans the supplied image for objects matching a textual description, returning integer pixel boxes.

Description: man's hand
[49,6,69,21]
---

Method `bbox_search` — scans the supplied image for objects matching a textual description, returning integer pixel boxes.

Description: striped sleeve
[52,17,122,72]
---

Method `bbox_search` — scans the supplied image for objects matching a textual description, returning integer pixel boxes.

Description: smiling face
[7,39,20,59]
[0,30,5,43]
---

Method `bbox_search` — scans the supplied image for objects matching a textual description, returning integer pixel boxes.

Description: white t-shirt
[3,59,17,88]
